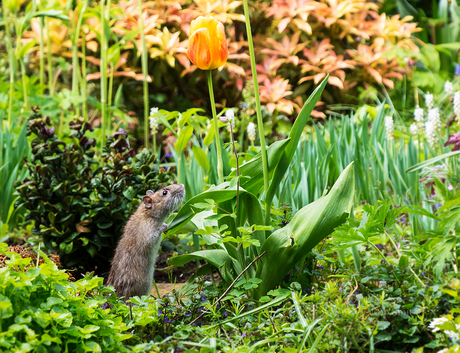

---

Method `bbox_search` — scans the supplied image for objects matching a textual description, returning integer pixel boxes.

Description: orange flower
[188,16,228,70]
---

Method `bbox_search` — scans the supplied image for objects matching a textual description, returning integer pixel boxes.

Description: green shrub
[15,107,172,273]
[0,243,133,352]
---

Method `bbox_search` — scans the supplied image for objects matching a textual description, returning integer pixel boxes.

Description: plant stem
[100,0,108,151]
[20,60,28,109]
[190,250,267,325]
[230,123,240,228]
[39,17,45,87]
[242,0,270,223]
[207,70,224,184]
[82,34,88,120]
[385,231,425,287]
[3,9,14,127]
[108,63,114,109]
[369,241,390,266]
[45,18,53,94]
[138,0,150,149]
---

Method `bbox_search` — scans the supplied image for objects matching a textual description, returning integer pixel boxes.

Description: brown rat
[107,184,185,299]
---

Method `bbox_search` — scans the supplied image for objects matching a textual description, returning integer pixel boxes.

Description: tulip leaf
[254,162,354,299]
[228,138,291,195]
[165,183,263,237]
[265,75,329,208]
[168,249,230,268]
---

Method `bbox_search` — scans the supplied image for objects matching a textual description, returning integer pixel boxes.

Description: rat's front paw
[161,223,168,233]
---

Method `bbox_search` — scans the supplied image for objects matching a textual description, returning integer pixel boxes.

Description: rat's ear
[146,190,154,197]
[142,196,153,209]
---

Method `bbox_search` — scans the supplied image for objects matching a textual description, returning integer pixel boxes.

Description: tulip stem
[138,0,150,150]
[242,0,270,224]
[207,70,224,184]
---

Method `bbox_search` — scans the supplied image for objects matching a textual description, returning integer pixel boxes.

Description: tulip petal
[188,28,212,70]
[188,15,228,71]
[215,22,228,68]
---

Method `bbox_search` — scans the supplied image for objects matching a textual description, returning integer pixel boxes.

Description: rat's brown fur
[107,184,185,299]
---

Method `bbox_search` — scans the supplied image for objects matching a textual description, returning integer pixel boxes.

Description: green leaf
[192,145,210,172]
[175,125,194,154]
[35,9,71,21]
[406,150,460,173]
[167,250,231,268]
[203,121,215,146]
[265,76,329,207]
[165,183,263,237]
[0,295,13,319]
[228,139,290,195]
[398,255,409,268]
[254,162,354,299]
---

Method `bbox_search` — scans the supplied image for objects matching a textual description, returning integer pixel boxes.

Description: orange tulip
[188,16,228,70]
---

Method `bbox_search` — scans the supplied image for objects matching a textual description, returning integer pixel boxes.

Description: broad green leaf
[255,162,354,299]
[203,121,215,146]
[192,145,210,172]
[229,139,290,195]
[265,76,329,208]
[167,249,230,268]
[165,183,263,237]
[175,125,194,154]
[406,150,460,173]
[0,295,13,319]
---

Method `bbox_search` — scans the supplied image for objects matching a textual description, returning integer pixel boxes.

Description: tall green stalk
[100,0,108,150]
[242,0,270,223]
[45,18,53,93]
[3,8,14,127]
[207,70,224,184]
[108,63,114,108]
[20,60,28,109]
[39,18,45,87]
[82,34,88,120]
[138,0,150,149]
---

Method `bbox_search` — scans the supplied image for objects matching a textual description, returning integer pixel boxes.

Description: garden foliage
[13,0,422,118]
[0,243,135,352]
[14,107,172,272]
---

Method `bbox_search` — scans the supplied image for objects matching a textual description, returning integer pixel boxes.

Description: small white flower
[428,108,441,130]
[410,123,418,136]
[414,105,424,122]
[446,330,460,340]
[149,116,159,135]
[247,122,256,141]
[225,109,235,122]
[425,92,434,110]
[414,105,425,133]
[425,119,437,147]
[384,116,394,140]
[445,81,454,96]
[454,91,460,119]
[429,317,449,332]
[150,107,159,116]
[226,109,236,129]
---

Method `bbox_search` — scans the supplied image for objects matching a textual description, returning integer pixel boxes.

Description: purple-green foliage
[14,107,173,273]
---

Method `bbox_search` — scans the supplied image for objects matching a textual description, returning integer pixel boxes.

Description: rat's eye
[162,190,168,196]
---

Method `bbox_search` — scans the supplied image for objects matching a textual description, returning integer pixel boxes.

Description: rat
[107,184,185,299]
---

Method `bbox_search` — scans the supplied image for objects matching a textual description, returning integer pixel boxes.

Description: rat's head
[141,184,185,221]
